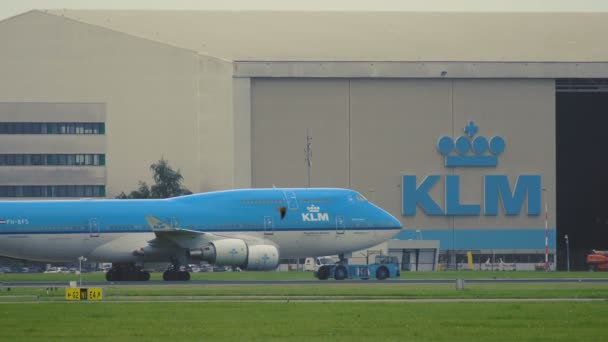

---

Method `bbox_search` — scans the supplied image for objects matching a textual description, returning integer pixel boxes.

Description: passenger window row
[0,122,105,134]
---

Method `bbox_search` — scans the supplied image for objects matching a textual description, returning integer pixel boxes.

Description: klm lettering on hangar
[402,121,541,216]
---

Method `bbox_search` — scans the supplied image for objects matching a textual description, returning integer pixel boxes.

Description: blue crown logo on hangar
[437,121,505,167]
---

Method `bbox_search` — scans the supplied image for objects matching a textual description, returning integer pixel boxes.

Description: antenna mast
[305,129,312,188]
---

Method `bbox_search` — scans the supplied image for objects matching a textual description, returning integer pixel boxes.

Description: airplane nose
[368,201,402,230]
[387,212,402,229]
[375,206,402,229]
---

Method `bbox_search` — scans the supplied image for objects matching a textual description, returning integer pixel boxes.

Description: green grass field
[1,272,607,341]
[0,302,605,341]
[2,270,608,282]
[2,283,608,301]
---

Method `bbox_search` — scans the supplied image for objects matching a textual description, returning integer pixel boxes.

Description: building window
[0,122,105,135]
[0,185,105,198]
[0,154,105,166]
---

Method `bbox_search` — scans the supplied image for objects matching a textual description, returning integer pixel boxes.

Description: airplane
[0,188,402,281]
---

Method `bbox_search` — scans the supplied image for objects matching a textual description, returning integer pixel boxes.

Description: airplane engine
[189,239,279,271]
[244,245,279,271]
[190,238,248,266]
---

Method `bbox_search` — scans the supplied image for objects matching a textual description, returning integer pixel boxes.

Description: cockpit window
[356,193,367,202]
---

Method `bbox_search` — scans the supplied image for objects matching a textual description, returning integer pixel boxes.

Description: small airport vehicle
[98,263,112,272]
[44,266,69,273]
[315,255,400,280]
[188,264,201,273]
[587,250,608,271]
[43,267,58,273]
[304,256,339,272]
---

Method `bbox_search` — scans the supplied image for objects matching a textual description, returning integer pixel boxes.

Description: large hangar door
[556,80,608,271]
[250,79,350,188]
[349,79,453,228]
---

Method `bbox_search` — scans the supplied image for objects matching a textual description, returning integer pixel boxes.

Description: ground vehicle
[315,255,400,280]
[188,264,201,272]
[98,263,112,272]
[304,256,339,272]
[587,250,608,271]
[44,266,69,273]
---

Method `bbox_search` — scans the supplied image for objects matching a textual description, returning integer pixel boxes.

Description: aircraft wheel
[178,271,190,281]
[376,267,389,280]
[316,266,330,280]
[162,271,173,281]
[334,265,347,280]
[108,268,125,281]
[138,271,151,281]
[125,270,138,281]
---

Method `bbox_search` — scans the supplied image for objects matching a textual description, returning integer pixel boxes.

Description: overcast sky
[2,0,608,20]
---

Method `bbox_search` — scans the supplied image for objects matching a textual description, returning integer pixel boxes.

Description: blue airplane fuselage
[0,188,402,264]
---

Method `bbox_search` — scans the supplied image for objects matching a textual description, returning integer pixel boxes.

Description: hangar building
[2,10,608,270]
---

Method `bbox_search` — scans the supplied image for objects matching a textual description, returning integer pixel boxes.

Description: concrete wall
[0,11,202,197]
[197,56,237,192]
[48,10,608,63]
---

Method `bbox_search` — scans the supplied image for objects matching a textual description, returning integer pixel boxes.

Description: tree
[117,158,191,199]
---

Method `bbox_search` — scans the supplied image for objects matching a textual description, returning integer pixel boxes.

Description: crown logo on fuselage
[306,205,320,213]
[436,121,505,167]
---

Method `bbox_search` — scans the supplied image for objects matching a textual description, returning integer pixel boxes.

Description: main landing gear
[105,263,150,281]
[162,269,191,281]
[162,264,190,281]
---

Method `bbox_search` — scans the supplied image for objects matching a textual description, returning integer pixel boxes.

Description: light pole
[565,234,570,272]
[78,256,87,287]
[542,188,549,271]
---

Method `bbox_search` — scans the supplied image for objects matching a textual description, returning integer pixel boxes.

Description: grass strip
[2,283,607,300]
[2,270,608,283]
[0,302,605,341]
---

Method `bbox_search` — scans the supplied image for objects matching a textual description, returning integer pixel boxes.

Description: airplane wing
[145,216,207,236]
[144,216,219,249]
[144,216,268,249]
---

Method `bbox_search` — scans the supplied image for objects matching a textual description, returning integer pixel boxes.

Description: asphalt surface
[3,278,608,287]
[2,298,606,304]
